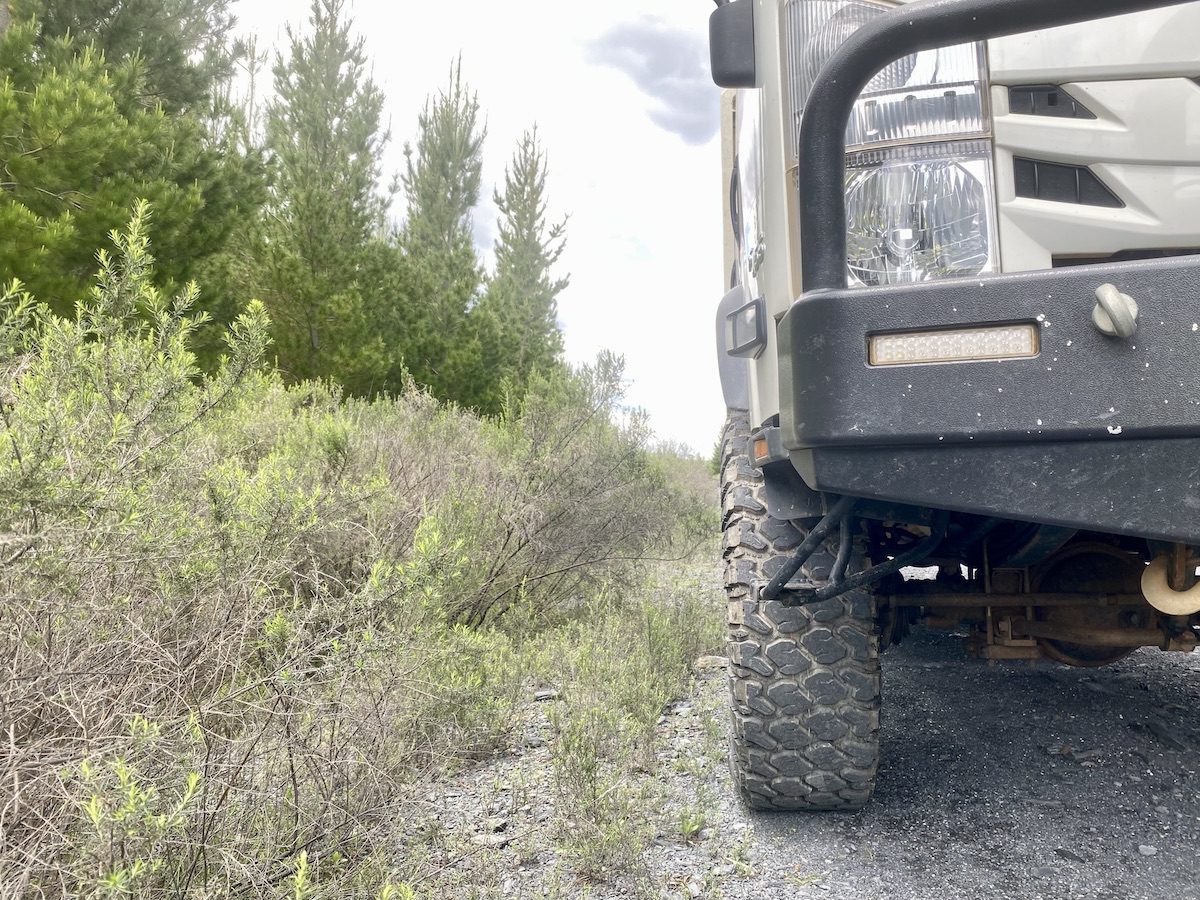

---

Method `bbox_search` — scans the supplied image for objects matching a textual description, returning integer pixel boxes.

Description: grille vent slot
[1008,85,1096,119]
[1014,158,1123,208]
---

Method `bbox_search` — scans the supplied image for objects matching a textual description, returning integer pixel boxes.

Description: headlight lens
[784,0,997,286]
[846,141,995,286]
[784,0,989,153]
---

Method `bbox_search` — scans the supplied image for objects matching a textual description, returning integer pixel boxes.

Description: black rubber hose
[760,495,857,601]
[831,515,853,585]
[813,510,951,602]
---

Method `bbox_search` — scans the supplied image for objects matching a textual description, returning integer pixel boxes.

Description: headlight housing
[784,0,997,287]
[846,140,996,286]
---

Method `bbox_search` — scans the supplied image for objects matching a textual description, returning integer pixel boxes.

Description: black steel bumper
[786,256,1200,544]
[783,0,1200,544]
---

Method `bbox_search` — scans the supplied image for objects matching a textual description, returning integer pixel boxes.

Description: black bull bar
[782,0,1200,544]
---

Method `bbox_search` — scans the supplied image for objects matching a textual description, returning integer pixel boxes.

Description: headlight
[784,0,997,286]
[846,141,995,286]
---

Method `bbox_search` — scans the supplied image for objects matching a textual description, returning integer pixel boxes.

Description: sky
[233,0,727,455]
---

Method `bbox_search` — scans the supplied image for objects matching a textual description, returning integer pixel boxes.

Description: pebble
[470,832,514,849]
[533,689,559,702]
[1138,845,1158,857]
[696,655,729,670]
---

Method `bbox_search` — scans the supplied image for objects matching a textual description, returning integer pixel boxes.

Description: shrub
[0,211,714,897]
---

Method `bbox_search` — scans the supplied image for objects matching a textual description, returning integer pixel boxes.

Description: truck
[709,0,1200,810]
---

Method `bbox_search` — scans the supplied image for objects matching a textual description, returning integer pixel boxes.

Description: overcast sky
[234,0,726,454]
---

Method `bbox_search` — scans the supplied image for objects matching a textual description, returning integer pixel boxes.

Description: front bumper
[781,252,1200,544]
[781,0,1200,545]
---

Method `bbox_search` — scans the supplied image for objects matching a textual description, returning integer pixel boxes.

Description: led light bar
[868,323,1040,366]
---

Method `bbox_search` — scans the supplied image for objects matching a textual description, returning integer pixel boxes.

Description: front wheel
[720,412,881,810]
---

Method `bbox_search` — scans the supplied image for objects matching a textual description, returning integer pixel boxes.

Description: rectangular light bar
[868,323,1040,366]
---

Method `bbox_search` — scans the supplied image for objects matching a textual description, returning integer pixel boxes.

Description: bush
[0,212,714,897]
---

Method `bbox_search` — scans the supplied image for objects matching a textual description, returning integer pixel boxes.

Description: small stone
[471,832,514,849]
[1055,848,1086,863]
[534,689,559,702]
[1156,806,1169,815]
[696,655,729,670]
[1138,844,1158,857]
[486,817,508,833]
[712,864,736,877]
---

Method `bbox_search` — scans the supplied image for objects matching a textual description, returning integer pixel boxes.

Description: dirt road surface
[415,626,1200,899]
[654,628,1200,900]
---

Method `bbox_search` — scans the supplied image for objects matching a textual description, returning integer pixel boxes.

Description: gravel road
[654,628,1200,900]
[414,625,1200,899]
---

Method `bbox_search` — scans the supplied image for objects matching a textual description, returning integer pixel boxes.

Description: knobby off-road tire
[721,412,881,810]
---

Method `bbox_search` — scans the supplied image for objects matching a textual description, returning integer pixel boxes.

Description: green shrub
[0,212,716,897]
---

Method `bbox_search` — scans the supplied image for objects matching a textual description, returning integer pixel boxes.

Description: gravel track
[656,627,1200,900]
[410,625,1200,898]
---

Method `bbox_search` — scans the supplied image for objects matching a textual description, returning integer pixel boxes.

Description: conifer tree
[470,127,568,414]
[12,0,239,113]
[0,11,262,321]
[256,0,391,391]
[397,60,486,402]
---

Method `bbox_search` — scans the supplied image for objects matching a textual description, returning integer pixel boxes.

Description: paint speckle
[1107,425,1123,435]
[1036,314,1046,322]
[1194,323,1199,332]
[1066,340,1073,347]
[1037,419,1043,426]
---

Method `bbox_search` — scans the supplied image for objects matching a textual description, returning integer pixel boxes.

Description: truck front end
[711,0,1200,810]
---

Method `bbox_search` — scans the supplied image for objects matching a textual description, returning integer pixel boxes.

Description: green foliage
[0,7,265,329]
[13,0,241,113]
[1,218,717,896]
[543,574,722,878]
[396,59,486,402]
[469,127,569,415]
[253,0,392,392]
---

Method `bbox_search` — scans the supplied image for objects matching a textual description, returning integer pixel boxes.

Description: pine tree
[12,0,239,113]
[470,128,568,414]
[397,59,486,402]
[0,12,263,321]
[255,0,391,392]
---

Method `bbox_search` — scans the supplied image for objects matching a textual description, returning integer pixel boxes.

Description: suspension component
[1142,555,1200,616]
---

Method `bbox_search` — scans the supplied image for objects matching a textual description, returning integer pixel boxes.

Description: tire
[720,412,881,810]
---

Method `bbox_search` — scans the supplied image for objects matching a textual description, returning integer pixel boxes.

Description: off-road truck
[709,0,1200,810]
